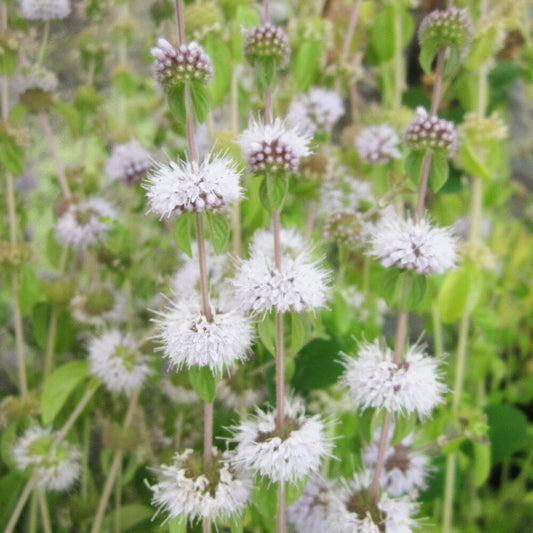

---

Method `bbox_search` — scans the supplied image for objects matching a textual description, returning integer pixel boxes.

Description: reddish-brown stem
[368,411,392,502]
[174,0,185,45]
[194,213,213,322]
[203,402,213,470]
[342,0,363,58]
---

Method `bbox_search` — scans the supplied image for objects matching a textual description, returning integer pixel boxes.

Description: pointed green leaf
[402,273,428,311]
[257,315,275,355]
[457,141,491,180]
[292,40,321,91]
[289,312,306,357]
[429,152,449,191]
[371,7,395,62]
[404,150,426,185]
[0,135,24,175]
[206,212,230,254]
[19,266,40,315]
[232,5,260,61]
[190,83,210,124]
[438,267,470,324]
[167,85,186,122]
[391,414,417,445]
[255,56,276,92]
[419,42,439,75]
[473,442,491,487]
[205,37,232,107]
[173,213,193,258]
[253,477,278,519]
[189,365,218,402]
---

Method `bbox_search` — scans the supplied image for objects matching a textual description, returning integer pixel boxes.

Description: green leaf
[457,141,491,180]
[32,303,51,351]
[173,213,193,258]
[289,312,306,357]
[190,83,210,124]
[380,268,403,308]
[46,228,63,268]
[358,407,376,445]
[0,135,24,175]
[54,309,77,355]
[404,150,426,185]
[18,265,40,315]
[257,315,275,355]
[292,40,322,91]
[465,25,497,71]
[402,273,428,312]
[168,517,187,533]
[287,477,307,506]
[206,212,229,254]
[473,442,491,487]
[103,503,152,531]
[438,267,470,324]
[260,174,288,212]
[429,152,449,191]
[255,57,276,92]
[167,85,186,122]
[205,37,232,107]
[0,472,25,530]
[371,6,395,62]
[54,101,81,138]
[189,365,218,402]
[253,477,278,519]
[391,414,417,445]
[0,423,19,471]
[232,5,260,61]
[419,42,439,74]
[41,361,90,425]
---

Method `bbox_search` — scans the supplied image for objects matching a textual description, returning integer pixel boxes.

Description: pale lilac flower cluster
[355,125,402,164]
[18,0,70,20]
[342,340,447,420]
[287,87,345,136]
[105,140,152,185]
[13,65,58,95]
[419,7,473,50]
[151,38,213,87]
[243,23,290,66]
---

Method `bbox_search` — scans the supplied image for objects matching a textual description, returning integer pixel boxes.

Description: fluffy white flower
[105,140,152,185]
[145,152,242,218]
[70,286,127,327]
[18,0,70,20]
[55,197,117,250]
[362,428,429,497]
[287,88,345,136]
[13,65,58,95]
[369,212,458,275]
[88,330,150,394]
[154,296,253,374]
[327,471,419,533]
[13,426,81,491]
[342,341,447,420]
[288,476,334,533]
[233,246,330,315]
[355,125,402,164]
[237,117,312,174]
[150,448,252,524]
[230,398,333,483]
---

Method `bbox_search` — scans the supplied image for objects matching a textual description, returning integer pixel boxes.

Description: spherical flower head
[369,212,458,275]
[12,426,81,491]
[154,296,253,375]
[237,117,312,175]
[355,125,402,164]
[458,111,507,144]
[13,65,58,95]
[233,246,330,315]
[230,398,333,483]
[325,210,365,250]
[55,197,117,250]
[151,38,213,89]
[327,471,419,533]
[88,330,150,395]
[243,23,290,67]
[362,428,429,497]
[419,8,473,52]
[404,107,458,156]
[150,448,252,525]
[288,476,335,533]
[70,286,127,327]
[287,88,345,137]
[145,152,243,218]
[105,140,152,185]
[18,0,70,20]
[341,341,447,420]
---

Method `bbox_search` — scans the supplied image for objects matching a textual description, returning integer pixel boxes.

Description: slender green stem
[432,300,444,359]
[38,491,52,533]
[114,461,122,533]
[36,20,50,66]
[4,473,38,533]
[29,491,38,533]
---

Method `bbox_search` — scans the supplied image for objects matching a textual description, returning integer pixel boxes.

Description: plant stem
[204,401,213,471]
[4,473,38,533]
[195,213,213,322]
[38,491,52,533]
[114,461,122,533]
[36,20,50,67]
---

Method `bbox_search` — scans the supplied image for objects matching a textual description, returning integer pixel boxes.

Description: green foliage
[189,365,219,402]
[206,212,229,254]
[259,174,288,212]
[174,213,194,258]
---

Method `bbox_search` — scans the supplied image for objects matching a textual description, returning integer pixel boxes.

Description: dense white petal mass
[13,426,81,491]
[154,297,253,374]
[237,117,312,174]
[150,448,251,524]
[362,428,429,497]
[288,476,335,533]
[342,341,447,420]
[145,152,242,217]
[233,248,330,315]
[327,471,419,533]
[230,399,332,483]
[355,125,402,164]
[287,88,345,136]
[105,140,152,184]
[369,212,458,275]
[19,0,70,20]
[88,329,150,394]
[55,198,117,250]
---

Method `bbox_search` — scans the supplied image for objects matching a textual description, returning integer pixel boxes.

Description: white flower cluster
[151,38,213,87]
[355,125,402,164]
[18,0,70,20]
[13,426,81,491]
[342,341,447,420]
[369,211,458,275]
[13,65,58,95]
[145,152,242,218]
[88,329,150,395]
[150,448,251,524]
[55,198,117,250]
[287,87,345,137]
[154,296,253,375]
[238,117,311,174]
[231,399,332,483]
[70,286,127,327]
[105,140,152,185]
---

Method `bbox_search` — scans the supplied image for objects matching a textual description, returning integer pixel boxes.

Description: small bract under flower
[355,125,402,164]
[369,212,458,275]
[13,426,81,491]
[18,0,70,20]
[342,341,447,420]
[145,152,243,218]
[88,329,150,395]
[154,296,253,375]
[105,140,152,185]
[238,117,312,175]
[150,448,252,524]
[287,87,345,137]
[230,398,333,483]
[55,197,117,250]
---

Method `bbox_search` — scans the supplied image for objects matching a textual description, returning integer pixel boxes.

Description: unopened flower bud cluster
[418,7,473,51]
[243,23,290,66]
